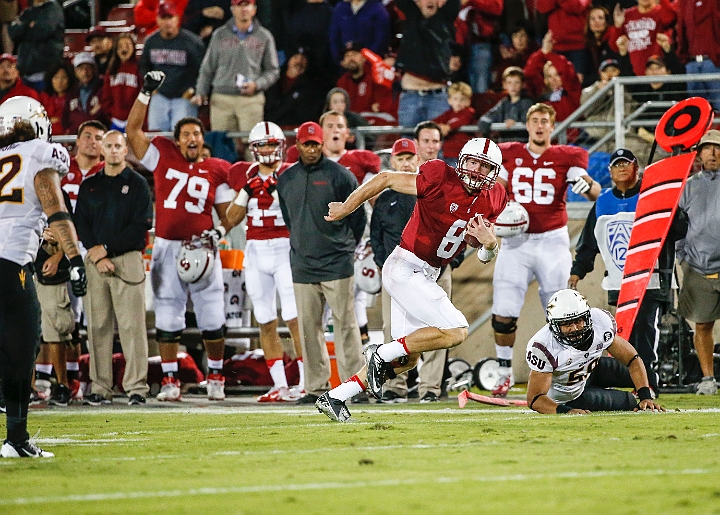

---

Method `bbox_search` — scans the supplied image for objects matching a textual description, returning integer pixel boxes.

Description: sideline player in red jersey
[127,71,235,402]
[490,103,600,397]
[61,121,106,209]
[226,121,304,402]
[315,138,508,422]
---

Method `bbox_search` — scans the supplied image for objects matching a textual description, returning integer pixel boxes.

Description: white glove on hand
[201,226,226,246]
[569,177,591,195]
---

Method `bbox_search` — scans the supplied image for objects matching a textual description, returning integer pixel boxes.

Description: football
[464,231,482,248]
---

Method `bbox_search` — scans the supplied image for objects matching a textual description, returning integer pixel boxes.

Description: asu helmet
[248,121,285,165]
[456,138,502,191]
[0,95,52,141]
[176,235,216,284]
[546,289,594,351]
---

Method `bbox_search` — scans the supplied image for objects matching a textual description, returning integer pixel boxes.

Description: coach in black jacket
[277,121,366,404]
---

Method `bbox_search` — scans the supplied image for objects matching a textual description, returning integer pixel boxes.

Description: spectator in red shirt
[537,0,592,84]
[336,41,396,118]
[0,52,38,103]
[63,52,108,136]
[433,81,476,166]
[607,0,676,77]
[40,61,76,137]
[101,33,143,131]
[134,0,190,34]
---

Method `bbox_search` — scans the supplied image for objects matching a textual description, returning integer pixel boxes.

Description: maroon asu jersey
[146,136,232,241]
[228,161,291,240]
[499,143,588,234]
[400,159,507,268]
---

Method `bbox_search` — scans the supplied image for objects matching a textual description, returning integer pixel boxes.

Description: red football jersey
[61,158,103,209]
[499,143,588,234]
[146,136,231,241]
[228,161,291,240]
[400,159,508,268]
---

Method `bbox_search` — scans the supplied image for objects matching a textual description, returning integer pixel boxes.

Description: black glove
[68,255,87,297]
[142,71,166,96]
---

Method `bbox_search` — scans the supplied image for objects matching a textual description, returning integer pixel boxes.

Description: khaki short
[36,281,75,342]
[678,261,720,323]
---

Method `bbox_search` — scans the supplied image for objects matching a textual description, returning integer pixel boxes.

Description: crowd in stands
[0,0,716,155]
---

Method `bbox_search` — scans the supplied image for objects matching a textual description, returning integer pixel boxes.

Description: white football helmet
[456,138,502,191]
[248,121,285,165]
[0,95,51,141]
[354,239,381,294]
[546,289,594,350]
[495,201,529,238]
[176,235,216,284]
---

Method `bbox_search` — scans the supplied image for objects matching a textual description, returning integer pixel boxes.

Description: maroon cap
[296,122,323,144]
[85,26,108,43]
[157,2,178,18]
[0,53,17,64]
[231,0,255,5]
[646,54,666,69]
[391,138,417,156]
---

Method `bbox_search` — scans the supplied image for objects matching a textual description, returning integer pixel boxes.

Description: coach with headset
[74,130,153,406]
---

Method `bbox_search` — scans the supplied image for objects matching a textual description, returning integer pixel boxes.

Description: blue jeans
[397,89,449,130]
[468,42,492,93]
[686,60,720,112]
[147,94,198,132]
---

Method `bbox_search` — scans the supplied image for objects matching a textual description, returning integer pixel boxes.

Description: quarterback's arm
[35,169,81,260]
[608,336,665,412]
[325,171,417,222]
[126,97,152,161]
[527,370,590,415]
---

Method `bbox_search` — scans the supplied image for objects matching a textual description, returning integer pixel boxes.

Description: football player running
[491,103,601,397]
[526,289,663,414]
[226,121,304,402]
[127,71,235,402]
[316,138,508,422]
[0,96,86,458]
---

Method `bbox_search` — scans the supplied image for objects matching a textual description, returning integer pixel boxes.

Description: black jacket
[74,167,153,257]
[370,188,416,268]
[394,0,460,83]
[9,0,64,77]
[277,155,366,283]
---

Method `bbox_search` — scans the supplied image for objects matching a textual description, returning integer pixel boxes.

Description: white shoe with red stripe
[492,367,514,397]
[157,377,182,402]
[206,374,225,401]
[257,386,292,403]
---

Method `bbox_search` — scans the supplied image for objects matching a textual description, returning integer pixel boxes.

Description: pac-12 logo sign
[607,220,632,271]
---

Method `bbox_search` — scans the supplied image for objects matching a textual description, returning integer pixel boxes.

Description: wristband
[637,387,653,401]
[69,255,84,268]
[47,211,72,224]
[138,92,151,105]
[215,225,227,238]
[556,404,572,414]
[477,242,498,263]
[233,189,250,207]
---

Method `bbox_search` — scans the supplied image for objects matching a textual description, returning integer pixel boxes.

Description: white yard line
[1,468,716,506]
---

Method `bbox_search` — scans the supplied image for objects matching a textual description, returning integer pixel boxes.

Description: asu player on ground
[526,289,663,414]
[490,103,601,397]
[128,71,235,402]
[316,138,508,422]
[0,96,87,458]
[226,121,304,402]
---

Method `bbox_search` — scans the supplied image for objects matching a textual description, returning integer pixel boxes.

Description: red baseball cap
[157,2,178,18]
[391,138,417,156]
[231,0,255,5]
[0,53,16,64]
[296,122,323,144]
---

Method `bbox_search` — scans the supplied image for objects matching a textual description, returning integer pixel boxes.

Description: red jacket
[523,49,582,102]
[0,78,39,103]
[101,59,143,123]
[39,92,68,136]
[454,0,503,45]
[433,106,477,158]
[536,0,592,52]
[676,0,720,66]
[607,0,677,76]
[134,0,189,33]
[337,61,396,116]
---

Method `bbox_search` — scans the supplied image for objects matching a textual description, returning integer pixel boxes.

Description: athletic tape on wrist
[138,92,151,105]
[637,387,653,401]
[477,242,498,263]
[233,189,250,207]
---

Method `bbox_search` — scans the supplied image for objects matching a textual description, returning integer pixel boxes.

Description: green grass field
[1,393,719,515]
